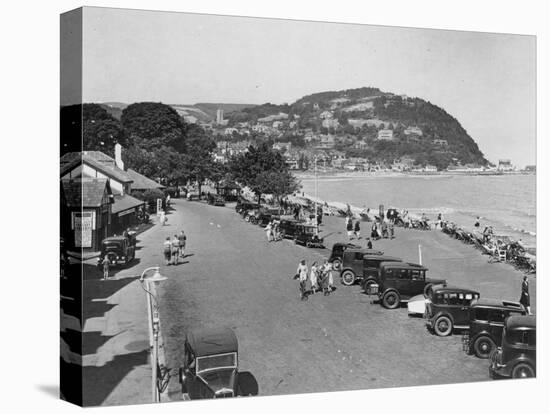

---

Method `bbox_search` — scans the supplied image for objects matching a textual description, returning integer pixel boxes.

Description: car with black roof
[365,262,446,309]
[425,286,480,336]
[293,223,324,248]
[179,326,240,399]
[340,253,402,287]
[328,242,383,271]
[490,315,536,379]
[462,298,527,359]
[97,235,136,267]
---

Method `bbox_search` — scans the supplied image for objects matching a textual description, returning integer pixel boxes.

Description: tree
[82,104,127,156]
[121,102,187,152]
[228,143,300,204]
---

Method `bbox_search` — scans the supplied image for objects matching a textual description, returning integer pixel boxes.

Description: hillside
[226,87,488,168]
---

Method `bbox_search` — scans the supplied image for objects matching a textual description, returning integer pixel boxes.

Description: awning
[112,194,145,216]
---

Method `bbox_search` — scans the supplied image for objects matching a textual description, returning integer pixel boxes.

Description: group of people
[163,230,187,265]
[370,220,394,240]
[265,220,282,242]
[296,259,334,300]
[345,216,362,239]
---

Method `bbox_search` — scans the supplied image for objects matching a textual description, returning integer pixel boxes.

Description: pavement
[155,199,536,400]
[61,212,175,406]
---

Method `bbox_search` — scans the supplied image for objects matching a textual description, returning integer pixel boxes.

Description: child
[171,235,180,265]
[102,256,110,280]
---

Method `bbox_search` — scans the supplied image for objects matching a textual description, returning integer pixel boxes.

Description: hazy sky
[78,7,536,167]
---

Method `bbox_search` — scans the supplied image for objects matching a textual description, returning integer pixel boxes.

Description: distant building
[377,129,394,141]
[224,127,238,136]
[315,135,335,149]
[319,111,333,119]
[424,165,438,172]
[524,165,536,172]
[216,109,224,124]
[272,120,283,129]
[497,159,515,171]
[322,118,339,129]
[432,139,448,146]
[348,119,370,129]
[404,126,423,136]
[273,142,292,152]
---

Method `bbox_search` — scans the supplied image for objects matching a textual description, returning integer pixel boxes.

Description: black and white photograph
[4,1,547,413]
[58,4,539,408]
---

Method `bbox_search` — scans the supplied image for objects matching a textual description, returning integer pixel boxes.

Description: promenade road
[157,199,536,400]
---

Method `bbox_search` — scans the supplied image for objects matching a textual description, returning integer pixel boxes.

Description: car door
[487,309,506,345]
[394,269,411,296]
[454,293,476,326]
[352,252,364,275]
[409,269,425,297]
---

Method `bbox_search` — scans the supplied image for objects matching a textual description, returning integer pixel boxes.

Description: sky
[73,7,536,167]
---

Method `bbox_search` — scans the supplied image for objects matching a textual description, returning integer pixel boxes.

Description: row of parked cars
[328,242,536,380]
[235,200,324,248]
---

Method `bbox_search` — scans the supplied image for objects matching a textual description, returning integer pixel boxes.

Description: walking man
[389,221,395,239]
[520,276,531,314]
[102,255,110,280]
[346,218,354,240]
[266,221,273,242]
[171,235,180,265]
[178,230,187,258]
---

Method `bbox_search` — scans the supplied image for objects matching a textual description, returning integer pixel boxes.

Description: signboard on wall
[72,211,95,248]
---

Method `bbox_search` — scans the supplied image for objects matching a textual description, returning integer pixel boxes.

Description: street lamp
[139,267,167,403]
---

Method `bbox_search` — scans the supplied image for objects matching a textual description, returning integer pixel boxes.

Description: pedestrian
[325,261,334,294]
[163,237,172,265]
[296,260,308,301]
[102,255,110,280]
[166,194,171,206]
[474,216,480,228]
[367,238,373,249]
[310,261,319,294]
[389,221,395,239]
[371,223,378,239]
[266,221,273,242]
[346,218,354,239]
[354,220,361,239]
[160,211,167,226]
[171,235,180,265]
[178,230,187,258]
[381,220,389,238]
[520,276,531,314]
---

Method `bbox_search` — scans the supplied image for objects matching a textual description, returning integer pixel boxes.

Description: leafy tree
[121,102,187,152]
[82,103,127,156]
[228,143,300,204]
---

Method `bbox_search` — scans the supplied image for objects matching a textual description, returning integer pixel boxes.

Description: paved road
[156,199,535,400]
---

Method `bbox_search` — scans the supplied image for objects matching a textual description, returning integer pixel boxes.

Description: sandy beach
[156,198,535,400]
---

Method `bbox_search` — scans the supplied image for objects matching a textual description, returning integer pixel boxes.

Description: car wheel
[434,315,453,336]
[382,291,400,309]
[332,259,342,271]
[512,363,535,379]
[341,270,356,286]
[473,336,496,359]
[306,241,312,248]
[245,216,250,222]
[250,217,256,224]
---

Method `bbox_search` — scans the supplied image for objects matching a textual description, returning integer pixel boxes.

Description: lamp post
[140,267,167,403]
[314,155,319,233]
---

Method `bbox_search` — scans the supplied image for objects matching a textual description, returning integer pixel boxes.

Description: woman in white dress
[310,262,318,294]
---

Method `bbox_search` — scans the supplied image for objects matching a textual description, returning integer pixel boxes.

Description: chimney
[114,143,124,170]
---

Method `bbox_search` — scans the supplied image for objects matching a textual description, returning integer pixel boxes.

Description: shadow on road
[36,384,59,399]
[237,371,259,396]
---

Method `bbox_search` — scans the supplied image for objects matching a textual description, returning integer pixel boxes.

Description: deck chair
[497,249,507,262]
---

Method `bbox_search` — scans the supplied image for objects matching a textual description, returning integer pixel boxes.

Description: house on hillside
[432,139,448,146]
[404,126,423,136]
[377,129,394,141]
[273,142,292,152]
[497,159,515,171]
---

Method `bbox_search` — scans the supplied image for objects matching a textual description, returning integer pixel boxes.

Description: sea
[299,173,536,250]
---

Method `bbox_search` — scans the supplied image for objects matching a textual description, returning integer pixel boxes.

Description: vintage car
[257,208,282,227]
[425,286,480,336]
[244,208,262,224]
[179,326,240,399]
[462,298,527,359]
[365,262,447,309]
[490,315,536,379]
[278,218,303,239]
[293,224,324,248]
[340,253,402,286]
[236,201,258,216]
[207,194,226,206]
[97,235,136,267]
[328,242,383,271]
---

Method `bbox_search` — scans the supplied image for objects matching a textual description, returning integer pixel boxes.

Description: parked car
[258,208,282,227]
[490,315,536,379]
[462,298,527,359]
[365,262,446,309]
[207,194,226,206]
[236,201,257,216]
[340,253,402,286]
[293,224,324,248]
[425,286,480,336]
[328,242,383,271]
[244,208,262,224]
[278,218,303,239]
[97,235,136,267]
[179,326,240,399]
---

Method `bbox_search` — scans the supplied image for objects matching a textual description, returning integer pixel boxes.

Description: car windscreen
[196,352,237,373]
[198,368,236,393]
[505,328,536,347]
